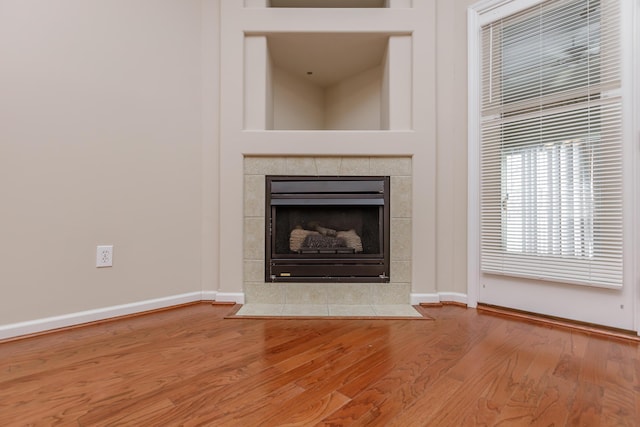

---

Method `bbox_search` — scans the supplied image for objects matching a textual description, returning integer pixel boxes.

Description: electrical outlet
[96,245,113,268]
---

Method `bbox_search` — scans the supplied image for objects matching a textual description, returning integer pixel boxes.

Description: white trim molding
[632,0,640,334]
[202,290,218,301]
[438,292,469,305]
[410,293,441,305]
[411,292,469,306]
[0,291,222,341]
[467,4,482,310]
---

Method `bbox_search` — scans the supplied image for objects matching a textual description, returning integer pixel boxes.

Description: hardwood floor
[1,303,638,426]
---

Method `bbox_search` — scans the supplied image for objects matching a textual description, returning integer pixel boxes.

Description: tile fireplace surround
[243,156,412,305]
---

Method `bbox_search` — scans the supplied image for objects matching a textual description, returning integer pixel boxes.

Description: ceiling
[267,33,389,87]
[269,0,386,7]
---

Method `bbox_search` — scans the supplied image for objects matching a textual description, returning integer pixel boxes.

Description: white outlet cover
[96,245,113,268]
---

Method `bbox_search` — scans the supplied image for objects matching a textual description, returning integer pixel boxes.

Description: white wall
[272,66,325,130]
[381,45,391,130]
[325,65,382,130]
[273,59,383,131]
[385,35,413,130]
[244,35,270,129]
[435,0,476,294]
[201,0,222,298]
[266,47,274,130]
[0,0,209,325]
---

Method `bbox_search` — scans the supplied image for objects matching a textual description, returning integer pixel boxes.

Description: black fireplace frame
[265,175,390,282]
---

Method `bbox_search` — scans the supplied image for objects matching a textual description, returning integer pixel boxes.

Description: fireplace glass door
[266,176,390,282]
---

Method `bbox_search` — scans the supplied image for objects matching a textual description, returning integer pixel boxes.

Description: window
[480,0,623,287]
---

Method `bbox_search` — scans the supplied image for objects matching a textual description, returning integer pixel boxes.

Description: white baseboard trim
[0,291,218,341]
[3,290,471,340]
[438,292,469,305]
[201,290,218,301]
[410,293,441,305]
[215,292,245,304]
[410,292,469,305]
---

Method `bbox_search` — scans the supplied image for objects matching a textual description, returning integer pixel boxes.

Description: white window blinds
[480,0,623,287]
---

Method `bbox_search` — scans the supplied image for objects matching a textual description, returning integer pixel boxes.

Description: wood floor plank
[325,313,504,425]
[383,375,466,427]
[600,340,638,426]
[330,330,455,425]
[245,324,393,424]
[260,391,351,427]
[0,303,638,426]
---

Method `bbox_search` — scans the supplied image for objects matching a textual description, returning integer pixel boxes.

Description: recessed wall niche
[244,33,412,131]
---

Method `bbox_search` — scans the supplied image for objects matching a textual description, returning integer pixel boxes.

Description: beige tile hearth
[328,304,375,316]
[233,303,423,318]
[372,304,421,317]
[236,303,284,316]
[281,304,328,316]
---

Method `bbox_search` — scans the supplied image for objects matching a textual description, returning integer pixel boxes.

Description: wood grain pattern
[0,303,638,426]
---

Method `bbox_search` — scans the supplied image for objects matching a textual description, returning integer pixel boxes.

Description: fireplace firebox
[265,176,390,282]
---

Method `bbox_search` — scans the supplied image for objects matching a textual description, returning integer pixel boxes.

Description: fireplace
[266,176,391,282]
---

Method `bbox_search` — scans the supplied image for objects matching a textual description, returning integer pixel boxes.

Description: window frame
[467,0,639,320]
